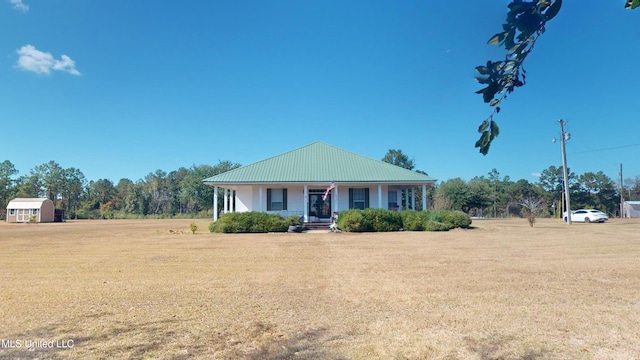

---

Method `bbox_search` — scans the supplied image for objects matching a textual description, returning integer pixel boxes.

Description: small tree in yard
[519,197,546,227]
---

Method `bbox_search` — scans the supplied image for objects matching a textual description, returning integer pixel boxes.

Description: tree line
[433,167,638,218]
[381,150,639,218]
[1,156,639,220]
[0,160,239,219]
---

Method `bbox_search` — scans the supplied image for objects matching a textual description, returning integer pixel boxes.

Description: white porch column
[213,186,218,221]
[303,185,308,222]
[411,187,416,210]
[334,185,339,213]
[223,188,228,214]
[404,189,408,210]
[422,184,427,210]
[378,185,382,209]
[258,186,263,212]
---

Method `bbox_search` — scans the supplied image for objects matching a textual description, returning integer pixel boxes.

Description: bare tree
[519,197,546,227]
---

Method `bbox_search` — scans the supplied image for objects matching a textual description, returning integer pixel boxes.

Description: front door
[309,194,331,219]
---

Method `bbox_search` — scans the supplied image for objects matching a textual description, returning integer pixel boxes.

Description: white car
[563,209,609,223]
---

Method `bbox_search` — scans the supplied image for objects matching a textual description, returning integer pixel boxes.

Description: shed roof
[625,201,640,205]
[203,142,436,185]
[7,198,52,209]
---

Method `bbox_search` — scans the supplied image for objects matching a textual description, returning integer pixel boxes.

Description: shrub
[400,210,471,232]
[425,210,445,223]
[441,210,472,228]
[285,215,302,226]
[424,221,452,231]
[337,209,370,232]
[333,208,473,233]
[208,212,288,233]
[363,208,402,231]
[337,209,402,232]
[401,210,425,231]
[264,214,288,232]
[190,222,198,234]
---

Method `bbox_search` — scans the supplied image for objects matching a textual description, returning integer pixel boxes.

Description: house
[203,142,436,222]
[6,198,55,223]
[623,200,640,218]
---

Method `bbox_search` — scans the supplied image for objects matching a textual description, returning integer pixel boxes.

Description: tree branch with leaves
[474,0,636,155]
[474,0,562,155]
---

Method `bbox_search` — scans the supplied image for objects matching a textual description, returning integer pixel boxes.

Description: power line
[574,143,640,154]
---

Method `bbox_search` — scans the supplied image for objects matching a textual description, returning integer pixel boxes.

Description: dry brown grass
[1,218,639,359]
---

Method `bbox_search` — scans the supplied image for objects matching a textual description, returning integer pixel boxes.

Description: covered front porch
[211,183,429,222]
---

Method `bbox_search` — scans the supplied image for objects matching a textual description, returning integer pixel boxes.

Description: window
[32,209,39,215]
[267,189,287,211]
[9,209,15,215]
[388,191,398,209]
[349,188,369,210]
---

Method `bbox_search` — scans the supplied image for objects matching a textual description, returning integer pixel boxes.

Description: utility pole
[559,119,571,224]
[620,163,624,218]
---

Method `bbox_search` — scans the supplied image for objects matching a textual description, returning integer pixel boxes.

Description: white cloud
[9,0,29,12]
[16,45,81,76]
[531,172,541,178]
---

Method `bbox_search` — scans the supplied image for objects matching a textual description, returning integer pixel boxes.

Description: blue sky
[2,1,639,184]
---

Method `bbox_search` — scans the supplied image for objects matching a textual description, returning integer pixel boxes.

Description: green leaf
[475,66,490,75]
[475,131,491,155]
[503,63,515,72]
[475,121,500,155]
[503,31,516,50]
[475,131,490,148]
[490,120,500,138]
[545,0,562,20]
[477,81,501,103]
[510,43,528,59]
[489,99,500,107]
[487,32,506,45]
[630,0,640,9]
[475,76,492,84]
[478,120,489,133]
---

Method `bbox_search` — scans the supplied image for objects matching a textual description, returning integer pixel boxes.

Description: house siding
[235,186,252,213]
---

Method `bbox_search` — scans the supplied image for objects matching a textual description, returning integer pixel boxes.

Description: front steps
[303,222,331,231]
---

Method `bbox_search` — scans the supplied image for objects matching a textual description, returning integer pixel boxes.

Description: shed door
[16,209,30,222]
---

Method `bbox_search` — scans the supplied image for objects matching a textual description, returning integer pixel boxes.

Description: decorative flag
[322,182,336,201]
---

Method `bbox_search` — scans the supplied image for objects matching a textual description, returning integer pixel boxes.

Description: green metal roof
[203,142,436,184]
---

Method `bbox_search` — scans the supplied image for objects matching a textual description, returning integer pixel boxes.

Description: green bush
[264,214,288,232]
[425,210,445,223]
[400,210,424,231]
[441,210,472,228]
[338,208,401,232]
[400,210,471,232]
[337,209,370,232]
[329,208,473,233]
[424,221,452,231]
[208,212,288,233]
[285,215,302,226]
[363,208,402,231]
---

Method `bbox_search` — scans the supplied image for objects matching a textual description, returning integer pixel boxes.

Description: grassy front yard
[1,218,639,359]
